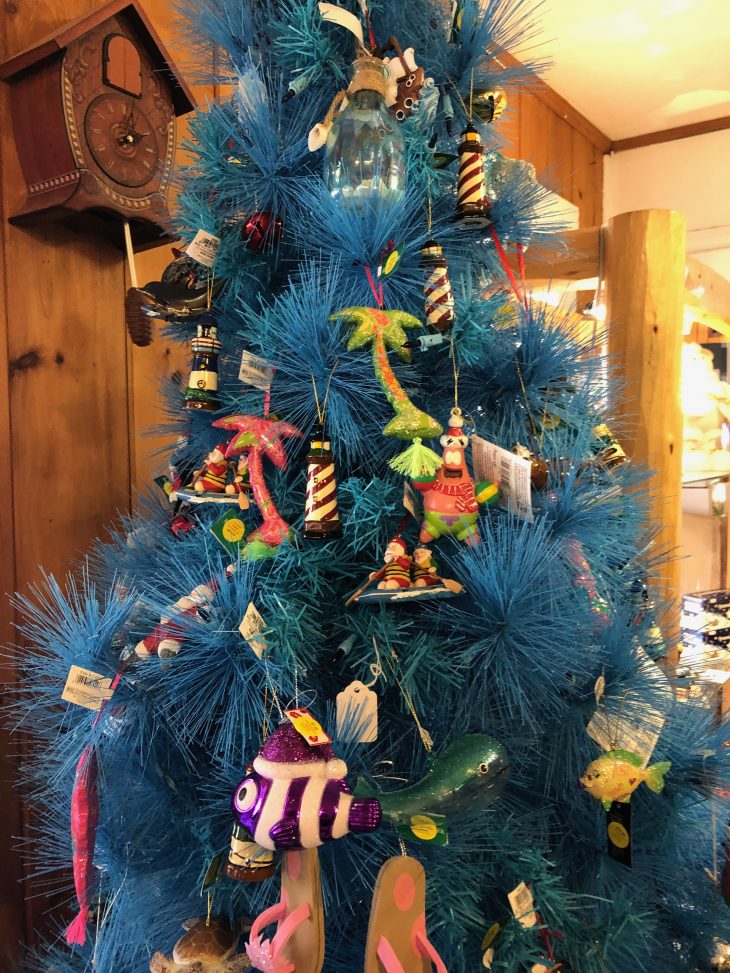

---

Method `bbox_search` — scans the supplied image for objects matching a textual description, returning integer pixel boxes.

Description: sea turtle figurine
[150,916,251,973]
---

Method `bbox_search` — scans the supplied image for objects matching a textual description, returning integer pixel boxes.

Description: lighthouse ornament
[421,240,455,334]
[184,315,221,411]
[454,124,491,228]
[304,423,342,540]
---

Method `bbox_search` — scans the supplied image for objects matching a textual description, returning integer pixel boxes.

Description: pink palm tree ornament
[212,414,303,554]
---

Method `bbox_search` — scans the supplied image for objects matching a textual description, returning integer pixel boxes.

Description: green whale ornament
[360,734,509,818]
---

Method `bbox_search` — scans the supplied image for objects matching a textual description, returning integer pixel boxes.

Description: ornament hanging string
[356,0,377,51]
[489,225,528,310]
[381,639,433,752]
[426,173,433,235]
[364,264,384,308]
[263,368,276,418]
[311,360,339,425]
[450,337,460,411]
[514,359,539,454]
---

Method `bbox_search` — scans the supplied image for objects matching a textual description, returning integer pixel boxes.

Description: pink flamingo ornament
[213,414,302,555]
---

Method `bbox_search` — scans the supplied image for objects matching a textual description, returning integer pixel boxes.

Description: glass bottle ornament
[324,56,406,210]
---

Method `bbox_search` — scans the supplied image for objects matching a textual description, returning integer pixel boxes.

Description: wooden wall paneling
[1,0,132,952]
[571,129,602,228]
[497,88,521,160]
[518,91,551,183]
[0,51,26,969]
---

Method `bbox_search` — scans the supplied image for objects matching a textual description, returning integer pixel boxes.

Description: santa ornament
[413,407,498,545]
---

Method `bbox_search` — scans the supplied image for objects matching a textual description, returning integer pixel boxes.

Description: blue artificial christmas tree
[6,1,730,971]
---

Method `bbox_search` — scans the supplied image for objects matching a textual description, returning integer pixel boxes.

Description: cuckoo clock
[0,0,195,249]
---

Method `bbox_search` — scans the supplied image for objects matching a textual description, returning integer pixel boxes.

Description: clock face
[84,93,161,188]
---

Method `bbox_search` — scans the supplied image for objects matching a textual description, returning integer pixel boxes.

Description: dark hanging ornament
[454,125,491,228]
[241,212,284,252]
[303,423,342,540]
[420,240,455,334]
[183,315,221,411]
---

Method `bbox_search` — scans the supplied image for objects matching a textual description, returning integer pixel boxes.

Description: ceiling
[532,0,730,141]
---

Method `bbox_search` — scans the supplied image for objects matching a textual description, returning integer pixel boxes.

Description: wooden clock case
[0,0,195,249]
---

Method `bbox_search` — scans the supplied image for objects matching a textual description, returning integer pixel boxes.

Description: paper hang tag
[394,812,448,846]
[285,707,332,746]
[471,435,533,522]
[239,602,268,658]
[62,665,114,711]
[507,882,537,928]
[318,2,364,45]
[185,229,221,269]
[587,695,664,766]
[606,801,632,867]
[239,350,275,390]
[336,680,378,743]
[210,509,247,557]
[403,481,422,521]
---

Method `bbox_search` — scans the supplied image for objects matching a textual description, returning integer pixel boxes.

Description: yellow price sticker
[409,815,438,841]
[608,821,630,849]
[383,251,399,275]
[285,707,332,746]
[222,518,245,542]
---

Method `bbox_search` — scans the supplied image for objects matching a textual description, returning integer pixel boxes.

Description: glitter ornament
[454,124,490,228]
[420,240,455,334]
[304,423,342,540]
[184,316,221,411]
[229,721,382,851]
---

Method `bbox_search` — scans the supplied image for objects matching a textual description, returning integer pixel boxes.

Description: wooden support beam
[510,226,600,282]
[610,116,730,154]
[604,210,686,652]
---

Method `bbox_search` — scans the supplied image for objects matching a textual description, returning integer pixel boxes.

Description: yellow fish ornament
[580,749,671,810]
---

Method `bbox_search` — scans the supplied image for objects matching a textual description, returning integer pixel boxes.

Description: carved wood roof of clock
[0,0,195,116]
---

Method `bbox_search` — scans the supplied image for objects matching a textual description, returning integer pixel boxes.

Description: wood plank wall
[0,1,606,958]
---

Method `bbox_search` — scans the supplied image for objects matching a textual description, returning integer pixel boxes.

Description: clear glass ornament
[324,56,406,209]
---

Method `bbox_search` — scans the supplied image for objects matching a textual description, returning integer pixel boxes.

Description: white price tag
[507,882,537,928]
[185,229,221,268]
[587,694,665,765]
[239,602,268,658]
[239,351,275,391]
[403,481,422,521]
[62,665,114,711]
[336,680,378,743]
[472,435,533,522]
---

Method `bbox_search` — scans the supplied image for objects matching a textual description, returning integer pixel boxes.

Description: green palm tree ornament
[330,306,443,441]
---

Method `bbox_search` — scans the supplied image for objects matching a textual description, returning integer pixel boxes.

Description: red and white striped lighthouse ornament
[455,124,491,228]
[304,423,342,540]
[420,240,455,334]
